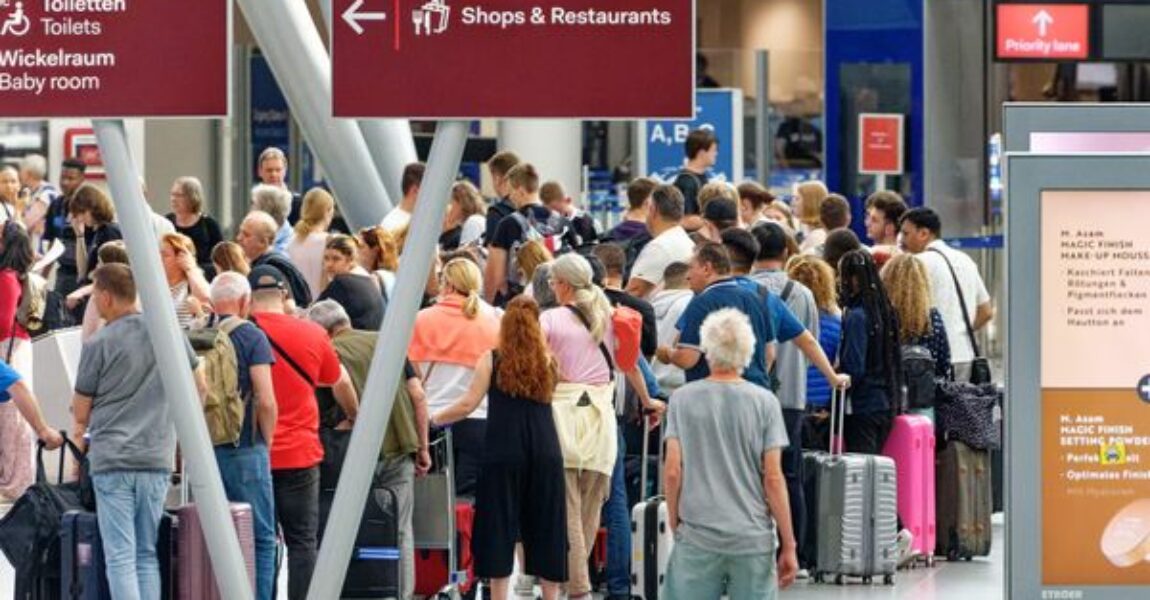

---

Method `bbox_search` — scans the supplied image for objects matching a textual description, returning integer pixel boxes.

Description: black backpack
[901,344,936,411]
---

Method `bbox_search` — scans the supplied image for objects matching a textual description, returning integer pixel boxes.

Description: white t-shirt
[459,214,486,247]
[630,225,695,290]
[151,211,175,239]
[381,207,411,233]
[914,240,991,364]
[286,231,329,299]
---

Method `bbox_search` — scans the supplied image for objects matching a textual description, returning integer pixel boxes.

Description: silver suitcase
[813,389,898,585]
[631,422,672,600]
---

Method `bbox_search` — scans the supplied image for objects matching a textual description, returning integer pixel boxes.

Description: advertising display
[637,88,742,184]
[0,0,229,117]
[1007,153,1150,600]
[332,0,693,118]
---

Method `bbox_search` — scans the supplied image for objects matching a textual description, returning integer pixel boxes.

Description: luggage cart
[413,428,471,600]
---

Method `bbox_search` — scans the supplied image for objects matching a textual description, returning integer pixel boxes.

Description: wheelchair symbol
[1,2,30,37]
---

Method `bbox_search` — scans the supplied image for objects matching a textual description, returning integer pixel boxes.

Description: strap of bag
[565,305,616,373]
[780,280,795,303]
[928,248,982,358]
[6,310,16,363]
[374,271,390,304]
[251,315,316,388]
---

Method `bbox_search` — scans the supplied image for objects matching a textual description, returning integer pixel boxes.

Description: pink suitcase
[175,502,257,600]
[882,414,936,565]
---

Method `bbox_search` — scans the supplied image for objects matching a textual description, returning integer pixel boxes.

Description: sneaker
[796,568,810,580]
[897,528,921,568]
[513,575,536,597]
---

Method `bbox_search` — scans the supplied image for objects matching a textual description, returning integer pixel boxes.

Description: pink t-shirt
[540,306,616,386]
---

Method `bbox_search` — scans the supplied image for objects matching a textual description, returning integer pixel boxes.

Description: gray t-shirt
[74,314,195,474]
[665,379,789,555]
[750,269,819,411]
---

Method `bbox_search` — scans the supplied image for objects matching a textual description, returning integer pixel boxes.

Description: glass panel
[837,62,912,198]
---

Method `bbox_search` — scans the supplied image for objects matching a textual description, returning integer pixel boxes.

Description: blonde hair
[697,181,738,214]
[359,226,399,271]
[294,187,334,240]
[212,241,250,276]
[551,253,612,342]
[786,254,839,315]
[515,240,553,284]
[881,253,933,341]
[795,180,829,227]
[441,258,483,319]
[161,232,196,256]
[451,181,487,219]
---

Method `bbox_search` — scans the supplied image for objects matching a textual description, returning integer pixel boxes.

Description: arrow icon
[1033,9,1053,37]
[343,0,387,35]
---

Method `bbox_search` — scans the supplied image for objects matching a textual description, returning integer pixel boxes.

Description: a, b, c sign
[858,113,904,175]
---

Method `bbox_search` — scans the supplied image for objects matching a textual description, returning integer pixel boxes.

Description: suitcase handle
[639,421,664,500]
[829,386,846,457]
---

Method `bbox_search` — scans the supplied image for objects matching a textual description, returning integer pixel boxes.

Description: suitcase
[318,487,401,598]
[61,510,176,600]
[935,441,992,560]
[813,389,898,585]
[589,527,608,590]
[881,414,936,565]
[630,423,671,600]
[414,501,475,597]
[174,503,256,600]
[800,451,828,570]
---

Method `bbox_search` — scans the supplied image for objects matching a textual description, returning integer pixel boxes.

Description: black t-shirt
[167,213,224,278]
[776,118,823,167]
[85,223,123,279]
[490,204,558,252]
[317,274,385,330]
[604,288,658,359]
[673,169,709,216]
[484,197,516,246]
[439,226,462,252]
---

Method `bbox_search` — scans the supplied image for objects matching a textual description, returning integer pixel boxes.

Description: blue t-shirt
[732,276,805,343]
[676,279,777,389]
[218,316,275,447]
[0,360,20,402]
[806,311,842,409]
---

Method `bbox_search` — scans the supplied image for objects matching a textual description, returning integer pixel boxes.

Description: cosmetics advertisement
[1041,190,1150,584]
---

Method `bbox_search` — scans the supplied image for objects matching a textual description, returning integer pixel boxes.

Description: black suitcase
[60,510,176,600]
[318,487,400,598]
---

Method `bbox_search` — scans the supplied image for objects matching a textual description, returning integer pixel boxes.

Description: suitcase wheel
[883,574,895,586]
[863,576,872,585]
[834,574,844,586]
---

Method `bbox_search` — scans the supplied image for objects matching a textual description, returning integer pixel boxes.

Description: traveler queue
[0,131,994,600]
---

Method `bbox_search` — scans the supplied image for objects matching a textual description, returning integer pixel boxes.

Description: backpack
[756,281,795,393]
[15,272,48,333]
[186,319,247,446]
[901,344,936,411]
[507,209,570,293]
[619,231,652,286]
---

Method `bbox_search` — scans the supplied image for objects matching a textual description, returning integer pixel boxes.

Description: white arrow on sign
[1032,9,1054,37]
[343,0,387,35]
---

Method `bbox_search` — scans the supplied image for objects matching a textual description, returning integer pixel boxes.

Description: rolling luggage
[882,414,936,565]
[60,510,176,600]
[813,389,898,585]
[631,423,671,600]
[174,503,256,600]
[414,502,475,598]
[935,440,992,560]
[318,487,401,598]
[800,450,828,570]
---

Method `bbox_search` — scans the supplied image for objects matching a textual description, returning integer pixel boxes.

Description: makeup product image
[1101,499,1150,567]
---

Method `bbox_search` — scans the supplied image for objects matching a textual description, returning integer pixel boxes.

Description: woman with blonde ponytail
[286,187,335,298]
[407,258,501,496]
[540,253,664,600]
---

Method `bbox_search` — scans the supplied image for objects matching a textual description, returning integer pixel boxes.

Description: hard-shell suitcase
[882,414,936,565]
[61,510,176,600]
[631,423,671,600]
[935,440,992,560]
[174,503,256,600]
[813,389,898,585]
[319,487,401,598]
[800,451,829,570]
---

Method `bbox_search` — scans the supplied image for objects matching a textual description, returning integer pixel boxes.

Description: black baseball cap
[248,265,286,291]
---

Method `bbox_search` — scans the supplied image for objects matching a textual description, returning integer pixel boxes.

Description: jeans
[373,455,415,600]
[781,408,805,562]
[273,466,319,600]
[843,412,893,455]
[215,444,277,600]
[601,427,630,596]
[91,470,170,600]
[664,539,777,600]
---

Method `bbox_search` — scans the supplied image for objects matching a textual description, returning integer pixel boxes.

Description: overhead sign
[0,0,229,117]
[858,113,904,175]
[996,3,1090,60]
[637,89,743,185]
[332,0,694,118]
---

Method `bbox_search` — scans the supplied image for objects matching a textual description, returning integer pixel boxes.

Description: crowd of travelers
[0,128,993,600]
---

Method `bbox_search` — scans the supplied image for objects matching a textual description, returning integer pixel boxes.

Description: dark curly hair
[497,296,559,404]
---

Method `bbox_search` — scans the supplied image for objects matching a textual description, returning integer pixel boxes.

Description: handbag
[928,248,992,385]
[934,381,1002,450]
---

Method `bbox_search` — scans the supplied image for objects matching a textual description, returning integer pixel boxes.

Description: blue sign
[249,54,290,187]
[641,89,742,184]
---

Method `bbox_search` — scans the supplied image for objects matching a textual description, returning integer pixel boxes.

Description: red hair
[497,296,558,403]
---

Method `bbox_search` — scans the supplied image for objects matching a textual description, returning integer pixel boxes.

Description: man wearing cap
[247,265,358,600]
[237,211,312,308]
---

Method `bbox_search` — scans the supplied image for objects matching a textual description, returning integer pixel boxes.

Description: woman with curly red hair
[431,296,567,600]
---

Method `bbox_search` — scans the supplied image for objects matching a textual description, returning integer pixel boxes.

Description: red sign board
[332,0,694,118]
[0,0,228,118]
[997,3,1089,60]
[858,113,904,175]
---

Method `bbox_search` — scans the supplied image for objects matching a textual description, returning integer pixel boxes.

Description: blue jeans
[91,470,170,600]
[664,539,777,600]
[601,426,630,596]
[215,444,277,600]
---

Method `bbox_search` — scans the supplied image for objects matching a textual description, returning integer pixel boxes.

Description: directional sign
[332,0,694,118]
[996,3,1089,60]
[0,0,229,117]
[638,89,742,184]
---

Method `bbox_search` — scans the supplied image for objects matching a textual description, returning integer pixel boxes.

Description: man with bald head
[237,211,312,307]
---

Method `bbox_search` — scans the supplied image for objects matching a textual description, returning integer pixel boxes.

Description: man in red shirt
[248,266,358,600]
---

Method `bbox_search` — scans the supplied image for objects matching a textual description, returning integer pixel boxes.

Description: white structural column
[93,120,254,600]
[499,120,583,198]
[236,0,393,229]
